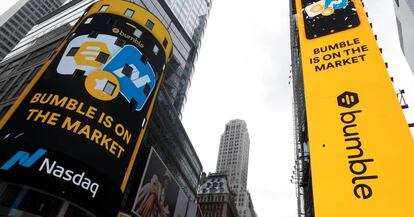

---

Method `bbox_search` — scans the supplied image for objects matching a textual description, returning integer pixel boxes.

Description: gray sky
[1,0,414,217]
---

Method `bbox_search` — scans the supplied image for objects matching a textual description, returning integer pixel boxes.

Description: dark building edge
[289,0,314,217]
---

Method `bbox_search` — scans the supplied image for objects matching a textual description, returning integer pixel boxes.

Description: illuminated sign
[302,0,360,38]
[296,0,414,215]
[0,1,172,216]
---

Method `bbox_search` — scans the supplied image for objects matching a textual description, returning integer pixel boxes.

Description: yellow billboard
[295,0,414,216]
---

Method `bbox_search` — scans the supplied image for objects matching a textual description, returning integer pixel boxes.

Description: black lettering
[345,137,363,158]
[352,175,378,184]
[349,158,374,174]
[354,184,373,199]
[343,124,358,137]
[315,64,326,72]
[340,110,362,123]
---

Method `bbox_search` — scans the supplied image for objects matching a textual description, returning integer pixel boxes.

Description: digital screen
[302,0,360,39]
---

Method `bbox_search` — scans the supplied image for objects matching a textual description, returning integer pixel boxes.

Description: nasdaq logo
[1,149,47,171]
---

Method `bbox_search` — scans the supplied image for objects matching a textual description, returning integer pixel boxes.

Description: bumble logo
[337,91,378,199]
[112,28,120,34]
[337,91,359,108]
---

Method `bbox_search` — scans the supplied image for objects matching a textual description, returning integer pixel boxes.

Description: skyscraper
[394,0,414,73]
[0,0,65,61]
[0,0,211,216]
[216,119,255,217]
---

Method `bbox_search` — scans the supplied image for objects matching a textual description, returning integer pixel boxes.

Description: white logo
[38,158,100,198]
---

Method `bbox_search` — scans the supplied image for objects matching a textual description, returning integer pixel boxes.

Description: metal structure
[289,1,314,216]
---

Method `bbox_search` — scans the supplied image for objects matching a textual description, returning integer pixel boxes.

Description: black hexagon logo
[337,91,359,108]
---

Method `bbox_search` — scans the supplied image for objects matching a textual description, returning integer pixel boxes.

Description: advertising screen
[0,1,172,216]
[131,148,188,217]
[295,0,414,216]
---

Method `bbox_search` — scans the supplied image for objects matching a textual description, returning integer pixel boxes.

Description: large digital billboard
[0,1,172,216]
[296,0,414,216]
[131,148,189,217]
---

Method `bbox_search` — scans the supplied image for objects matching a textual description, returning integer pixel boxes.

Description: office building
[0,0,65,61]
[0,0,212,216]
[198,173,238,217]
[216,119,255,217]
[394,0,414,73]
[247,192,257,217]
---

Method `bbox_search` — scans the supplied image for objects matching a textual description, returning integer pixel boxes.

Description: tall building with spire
[216,119,255,217]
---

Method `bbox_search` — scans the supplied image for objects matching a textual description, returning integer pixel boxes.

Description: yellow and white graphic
[57,33,157,111]
[305,0,348,17]
[305,0,326,17]
[84,70,120,101]
[57,34,122,76]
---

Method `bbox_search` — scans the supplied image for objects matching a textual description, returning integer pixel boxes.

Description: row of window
[98,4,169,50]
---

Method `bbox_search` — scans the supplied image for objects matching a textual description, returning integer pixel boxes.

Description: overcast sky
[1,0,414,217]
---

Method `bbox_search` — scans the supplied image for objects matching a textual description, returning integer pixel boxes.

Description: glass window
[153,45,159,55]
[146,20,155,30]
[99,5,109,12]
[64,204,95,217]
[0,105,11,119]
[0,185,62,217]
[124,9,134,17]
[133,29,142,38]
[84,18,93,24]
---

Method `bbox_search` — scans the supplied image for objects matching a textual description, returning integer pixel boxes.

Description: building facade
[289,1,313,216]
[0,0,65,61]
[0,0,211,216]
[215,119,255,217]
[394,0,414,73]
[197,173,238,217]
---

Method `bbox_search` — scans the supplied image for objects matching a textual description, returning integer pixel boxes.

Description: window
[67,47,79,56]
[124,9,134,17]
[84,18,93,24]
[0,105,11,119]
[99,5,109,12]
[96,52,110,64]
[133,29,142,38]
[0,184,63,216]
[103,81,116,95]
[146,20,154,30]
[153,45,159,55]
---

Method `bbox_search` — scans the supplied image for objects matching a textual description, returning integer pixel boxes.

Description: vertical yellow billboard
[0,0,172,216]
[295,0,414,216]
